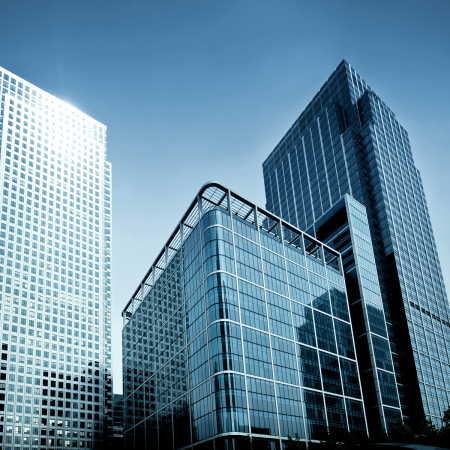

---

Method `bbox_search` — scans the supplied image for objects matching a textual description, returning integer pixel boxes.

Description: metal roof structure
[122,181,341,325]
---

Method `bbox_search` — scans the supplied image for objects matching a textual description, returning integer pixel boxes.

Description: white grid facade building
[0,67,112,449]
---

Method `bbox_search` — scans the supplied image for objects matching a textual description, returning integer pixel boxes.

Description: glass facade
[306,194,401,433]
[0,67,112,448]
[262,60,450,426]
[122,182,367,450]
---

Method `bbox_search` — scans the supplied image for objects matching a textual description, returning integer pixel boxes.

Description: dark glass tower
[306,195,402,434]
[262,60,450,427]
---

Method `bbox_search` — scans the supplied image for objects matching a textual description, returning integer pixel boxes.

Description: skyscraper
[262,60,449,427]
[122,182,367,450]
[0,67,112,448]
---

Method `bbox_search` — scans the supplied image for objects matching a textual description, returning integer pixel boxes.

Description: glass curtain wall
[122,183,367,450]
[306,194,401,433]
[262,60,450,426]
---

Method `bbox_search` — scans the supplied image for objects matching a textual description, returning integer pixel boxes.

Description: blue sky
[1,0,449,393]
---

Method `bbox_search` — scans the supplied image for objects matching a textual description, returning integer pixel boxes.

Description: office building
[262,60,450,427]
[122,182,367,450]
[0,67,112,448]
[306,195,401,433]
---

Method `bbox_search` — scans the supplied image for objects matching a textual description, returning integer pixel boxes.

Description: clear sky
[1,0,449,394]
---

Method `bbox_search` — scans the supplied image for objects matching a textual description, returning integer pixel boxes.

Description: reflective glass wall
[122,183,367,450]
[306,195,401,433]
[262,60,450,426]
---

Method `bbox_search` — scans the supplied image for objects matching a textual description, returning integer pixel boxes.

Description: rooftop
[121,181,342,325]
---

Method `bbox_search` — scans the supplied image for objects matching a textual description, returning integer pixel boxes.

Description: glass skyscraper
[262,60,449,427]
[122,182,367,450]
[0,67,112,448]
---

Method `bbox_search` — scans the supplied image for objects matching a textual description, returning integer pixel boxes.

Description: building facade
[111,394,123,448]
[262,60,450,426]
[0,67,112,448]
[306,195,401,433]
[122,182,367,450]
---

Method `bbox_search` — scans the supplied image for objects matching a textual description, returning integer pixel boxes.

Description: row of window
[0,80,105,138]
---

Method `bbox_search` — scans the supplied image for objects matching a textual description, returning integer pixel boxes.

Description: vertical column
[299,233,306,257]
[180,222,185,245]
[165,245,169,270]
[253,207,259,230]
[278,219,283,242]
[197,194,203,219]
[226,190,232,217]
[151,265,156,289]
[319,244,326,266]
